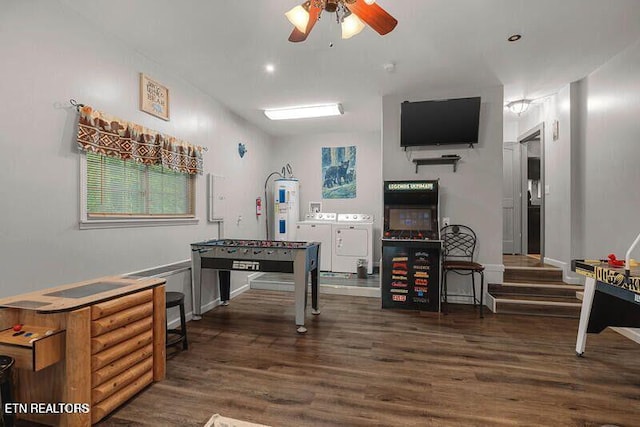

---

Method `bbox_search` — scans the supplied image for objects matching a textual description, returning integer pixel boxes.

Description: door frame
[518,123,545,261]
[503,141,521,254]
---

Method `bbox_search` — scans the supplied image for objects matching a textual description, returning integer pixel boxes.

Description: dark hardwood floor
[86,290,639,426]
[503,254,554,268]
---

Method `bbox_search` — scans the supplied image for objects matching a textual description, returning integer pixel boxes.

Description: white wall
[272,131,383,261]
[517,87,573,274]
[504,116,519,143]
[382,85,504,300]
[0,1,274,302]
[573,39,640,258]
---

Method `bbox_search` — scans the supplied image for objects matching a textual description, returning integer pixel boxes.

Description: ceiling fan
[286,0,398,42]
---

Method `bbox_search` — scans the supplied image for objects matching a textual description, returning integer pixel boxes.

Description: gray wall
[0,1,274,302]
[512,39,640,273]
[272,131,383,262]
[573,39,640,258]
[382,85,504,299]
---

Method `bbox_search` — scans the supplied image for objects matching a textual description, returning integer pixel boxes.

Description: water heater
[273,178,299,241]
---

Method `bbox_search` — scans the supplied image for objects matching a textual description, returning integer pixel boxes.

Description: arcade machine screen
[388,208,432,231]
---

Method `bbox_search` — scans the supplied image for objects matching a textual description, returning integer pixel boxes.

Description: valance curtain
[76,105,204,175]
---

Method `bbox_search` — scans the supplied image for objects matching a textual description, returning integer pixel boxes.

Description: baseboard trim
[485,293,496,313]
[482,263,505,272]
[543,257,582,284]
[610,327,640,345]
[251,280,380,298]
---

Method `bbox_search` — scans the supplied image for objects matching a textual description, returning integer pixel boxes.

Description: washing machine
[295,212,337,271]
[332,213,374,275]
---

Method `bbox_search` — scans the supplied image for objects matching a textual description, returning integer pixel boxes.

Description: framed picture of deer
[322,146,356,199]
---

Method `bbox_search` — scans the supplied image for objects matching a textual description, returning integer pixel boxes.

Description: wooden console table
[0,276,166,426]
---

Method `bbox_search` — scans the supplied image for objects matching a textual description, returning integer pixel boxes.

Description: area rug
[204,414,271,427]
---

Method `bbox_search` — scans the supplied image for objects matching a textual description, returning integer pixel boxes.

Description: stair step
[504,266,563,282]
[495,294,580,303]
[493,295,581,318]
[500,278,576,285]
[488,282,582,298]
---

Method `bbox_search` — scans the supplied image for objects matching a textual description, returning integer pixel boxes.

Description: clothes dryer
[295,212,337,271]
[332,214,374,275]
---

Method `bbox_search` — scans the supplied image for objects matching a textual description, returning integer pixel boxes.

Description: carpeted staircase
[488,265,583,317]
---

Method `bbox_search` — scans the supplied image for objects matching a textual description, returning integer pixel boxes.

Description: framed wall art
[140,73,170,121]
[322,146,356,199]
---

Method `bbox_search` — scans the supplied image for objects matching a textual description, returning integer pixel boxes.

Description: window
[81,152,197,228]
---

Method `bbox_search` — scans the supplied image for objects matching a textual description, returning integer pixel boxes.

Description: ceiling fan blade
[288,27,308,42]
[288,2,322,43]
[346,0,398,35]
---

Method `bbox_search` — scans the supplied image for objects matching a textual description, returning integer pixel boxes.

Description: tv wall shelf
[413,155,461,173]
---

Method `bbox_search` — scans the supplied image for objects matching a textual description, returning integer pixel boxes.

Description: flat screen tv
[401,97,481,146]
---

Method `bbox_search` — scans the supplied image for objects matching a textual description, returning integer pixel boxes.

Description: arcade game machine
[381,180,441,312]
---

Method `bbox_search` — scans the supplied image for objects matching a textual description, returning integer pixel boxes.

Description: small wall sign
[140,73,170,121]
[552,120,559,141]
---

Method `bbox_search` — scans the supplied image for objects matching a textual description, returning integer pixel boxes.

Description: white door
[503,142,521,254]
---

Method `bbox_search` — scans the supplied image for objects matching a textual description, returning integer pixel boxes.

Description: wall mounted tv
[401,96,481,147]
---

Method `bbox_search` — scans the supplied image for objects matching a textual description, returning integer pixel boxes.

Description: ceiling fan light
[264,103,344,120]
[506,99,531,115]
[285,4,310,33]
[341,14,365,39]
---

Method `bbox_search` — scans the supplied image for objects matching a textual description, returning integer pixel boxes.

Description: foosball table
[572,259,640,356]
[190,239,320,333]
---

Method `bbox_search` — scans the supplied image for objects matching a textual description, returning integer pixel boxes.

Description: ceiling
[59,0,640,138]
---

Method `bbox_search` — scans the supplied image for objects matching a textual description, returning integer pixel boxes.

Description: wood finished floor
[73,291,640,426]
[503,254,556,268]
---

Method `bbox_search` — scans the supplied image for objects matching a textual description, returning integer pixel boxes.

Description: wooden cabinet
[89,290,156,424]
[0,277,165,426]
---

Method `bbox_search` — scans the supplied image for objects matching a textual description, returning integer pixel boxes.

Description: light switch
[545,185,550,195]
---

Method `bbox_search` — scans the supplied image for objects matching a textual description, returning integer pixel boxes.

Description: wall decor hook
[238,143,247,158]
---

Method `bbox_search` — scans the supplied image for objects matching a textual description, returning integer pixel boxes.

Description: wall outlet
[443,217,450,226]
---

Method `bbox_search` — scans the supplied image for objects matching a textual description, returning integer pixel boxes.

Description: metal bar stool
[441,224,485,318]
[165,291,188,350]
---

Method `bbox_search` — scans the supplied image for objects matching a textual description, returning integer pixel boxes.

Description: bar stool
[165,291,188,350]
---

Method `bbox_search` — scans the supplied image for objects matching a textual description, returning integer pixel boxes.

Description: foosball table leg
[575,276,596,357]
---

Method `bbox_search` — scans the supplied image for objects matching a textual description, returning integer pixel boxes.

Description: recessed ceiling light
[264,103,344,120]
[508,34,522,42]
[265,63,275,73]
